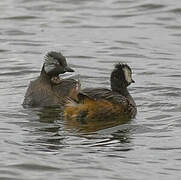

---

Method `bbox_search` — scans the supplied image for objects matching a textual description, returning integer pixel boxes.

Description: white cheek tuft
[123,67,132,83]
[44,57,59,74]
[44,64,56,74]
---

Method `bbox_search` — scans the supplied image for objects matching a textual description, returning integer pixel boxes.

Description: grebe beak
[64,66,74,72]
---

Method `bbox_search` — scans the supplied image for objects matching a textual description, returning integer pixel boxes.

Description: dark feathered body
[23,77,79,107]
[64,88,136,121]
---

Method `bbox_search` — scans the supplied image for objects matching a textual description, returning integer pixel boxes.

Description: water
[0,0,181,179]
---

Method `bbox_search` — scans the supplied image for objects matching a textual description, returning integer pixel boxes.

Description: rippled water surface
[0,0,181,179]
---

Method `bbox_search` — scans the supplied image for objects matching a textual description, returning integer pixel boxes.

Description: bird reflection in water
[36,106,131,134]
[26,107,133,152]
[65,115,131,133]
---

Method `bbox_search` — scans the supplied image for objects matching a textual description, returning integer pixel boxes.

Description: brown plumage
[23,51,80,107]
[64,63,136,122]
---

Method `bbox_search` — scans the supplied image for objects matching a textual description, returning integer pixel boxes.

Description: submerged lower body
[64,99,132,132]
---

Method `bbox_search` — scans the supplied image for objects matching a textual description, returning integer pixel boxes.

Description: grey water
[0,0,181,179]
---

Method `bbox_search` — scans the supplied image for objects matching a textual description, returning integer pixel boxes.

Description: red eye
[55,62,60,66]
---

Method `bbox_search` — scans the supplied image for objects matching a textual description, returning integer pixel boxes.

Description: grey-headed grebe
[23,51,80,107]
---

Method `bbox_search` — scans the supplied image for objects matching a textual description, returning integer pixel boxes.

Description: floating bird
[23,51,80,107]
[64,63,136,123]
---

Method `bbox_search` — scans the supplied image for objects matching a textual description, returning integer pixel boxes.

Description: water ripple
[0,0,181,179]
[1,15,39,20]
